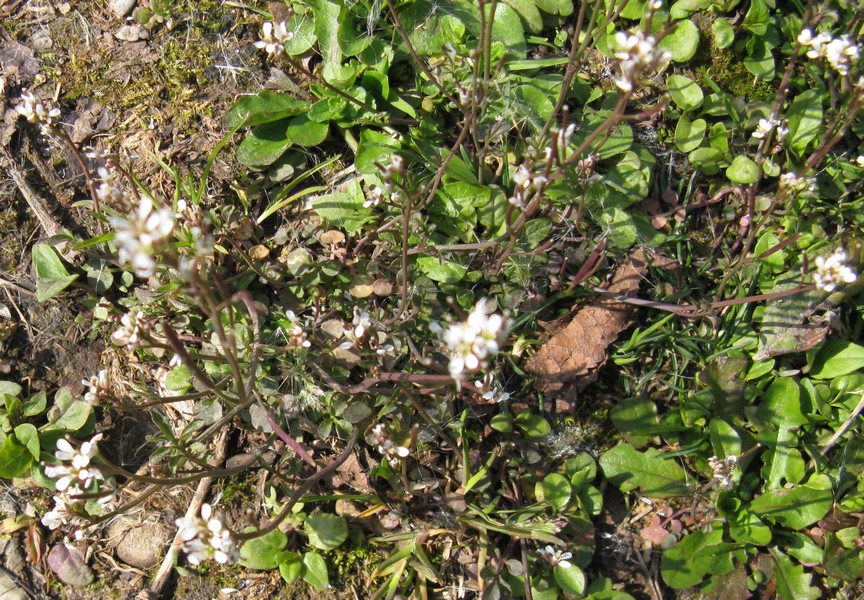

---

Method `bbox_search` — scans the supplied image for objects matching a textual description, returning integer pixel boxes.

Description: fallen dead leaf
[526,249,648,399]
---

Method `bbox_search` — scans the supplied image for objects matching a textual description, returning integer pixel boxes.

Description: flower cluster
[778,172,815,194]
[254,21,292,58]
[549,123,576,164]
[175,503,239,565]
[95,165,127,206]
[110,196,175,277]
[82,369,110,404]
[282,310,312,349]
[509,163,549,209]
[434,298,512,380]
[43,434,106,492]
[611,30,671,92]
[379,154,405,196]
[371,423,410,466]
[708,455,738,489]
[15,90,61,134]
[112,310,146,348]
[813,249,857,292]
[474,373,511,403]
[363,185,387,208]
[537,545,573,569]
[798,29,860,76]
[752,117,787,141]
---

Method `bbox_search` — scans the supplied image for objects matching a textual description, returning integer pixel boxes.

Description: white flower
[779,172,814,194]
[857,155,864,167]
[371,423,410,466]
[611,30,671,92]
[708,455,738,489]
[82,369,110,404]
[363,185,386,208]
[752,117,778,139]
[282,311,312,349]
[176,503,239,566]
[96,166,126,205]
[814,249,857,292]
[16,90,61,134]
[43,435,105,492]
[112,310,145,348]
[111,196,175,277]
[438,298,512,380]
[797,29,859,76]
[538,545,573,568]
[254,21,292,58]
[474,374,511,403]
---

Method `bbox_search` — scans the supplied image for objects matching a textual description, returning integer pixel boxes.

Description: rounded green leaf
[542,473,572,511]
[283,13,317,56]
[490,413,513,433]
[667,75,704,112]
[239,529,288,570]
[416,257,467,283]
[237,120,294,168]
[301,551,330,591]
[810,340,864,379]
[711,17,734,49]
[305,513,348,550]
[278,551,303,584]
[553,564,585,595]
[726,155,759,184]
[688,147,724,175]
[674,115,707,153]
[660,20,700,63]
[514,413,550,438]
[285,114,330,148]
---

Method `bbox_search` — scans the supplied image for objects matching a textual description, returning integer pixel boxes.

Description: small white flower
[438,298,512,380]
[708,455,738,489]
[111,196,175,277]
[857,155,864,167]
[112,311,145,348]
[363,185,387,208]
[612,30,671,92]
[814,249,857,292]
[176,503,239,566]
[752,117,778,140]
[82,369,110,404]
[96,166,126,206]
[43,435,105,492]
[16,90,61,134]
[371,424,410,466]
[254,21,293,58]
[779,172,814,194]
[282,311,312,349]
[538,545,573,568]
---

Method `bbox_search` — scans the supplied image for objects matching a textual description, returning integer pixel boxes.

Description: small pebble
[109,0,136,18]
[115,24,149,42]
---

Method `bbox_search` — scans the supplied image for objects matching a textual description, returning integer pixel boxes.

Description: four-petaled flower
[111,196,175,277]
[254,21,293,58]
[538,545,573,569]
[176,503,239,565]
[43,435,105,492]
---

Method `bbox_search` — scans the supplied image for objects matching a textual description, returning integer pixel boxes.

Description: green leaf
[534,0,573,16]
[224,92,310,130]
[773,549,820,600]
[726,155,759,184]
[674,115,706,153]
[553,564,585,595]
[278,551,303,583]
[44,399,92,433]
[32,244,79,302]
[711,17,734,49]
[0,435,32,478]
[416,257,467,283]
[742,0,770,36]
[810,340,864,379]
[237,120,294,168]
[284,114,329,147]
[164,365,192,394]
[668,0,711,20]
[541,473,571,511]
[0,382,22,398]
[599,443,690,498]
[503,0,543,33]
[282,12,317,56]
[83,259,113,294]
[667,75,704,112]
[660,20,700,63]
[311,180,373,234]
[22,391,47,418]
[744,36,775,80]
[305,513,348,551]
[490,413,513,433]
[239,529,287,570]
[786,90,822,157]
[302,551,330,591]
[13,424,39,460]
[749,473,833,529]
[661,529,735,589]
[688,147,724,175]
[514,413,551,438]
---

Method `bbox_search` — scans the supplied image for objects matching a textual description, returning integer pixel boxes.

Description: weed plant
[5,0,864,598]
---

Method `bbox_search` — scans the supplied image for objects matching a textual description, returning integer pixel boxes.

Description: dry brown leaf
[526,249,648,396]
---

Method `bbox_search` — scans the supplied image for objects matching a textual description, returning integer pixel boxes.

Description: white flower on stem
[474,374,511,403]
[282,311,312,349]
[824,35,859,76]
[371,423,410,466]
[95,166,126,206]
[41,486,85,530]
[708,455,738,489]
[538,545,573,568]
[509,164,549,209]
[779,172,814,194]
[112,310,145,348]
[814,249,857,292]
[111,196,175,277]
[43,435,105,492]
[857,155,864,167]
[611,30,671,92]
[82,369,110,404]
[176,503,239,565]
[438,298,512,380]
[363,185,387,208]
[254,21,292,58]
[752,117,778,140]
[16,90,61,134]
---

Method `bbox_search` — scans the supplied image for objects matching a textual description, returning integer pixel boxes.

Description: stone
[109,0,136,18]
